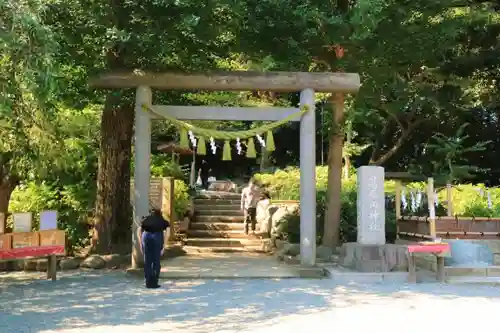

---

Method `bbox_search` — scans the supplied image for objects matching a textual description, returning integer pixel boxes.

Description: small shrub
[174,179,191,218]
[150,154,185,180]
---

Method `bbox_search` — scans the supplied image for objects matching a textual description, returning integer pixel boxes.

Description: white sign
[40,211,58,230]
[357,166,386,245]
[13,212,32,233]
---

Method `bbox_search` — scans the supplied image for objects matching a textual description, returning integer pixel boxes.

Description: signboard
[0,234,11,250]
[12,232,39,248]
[39,230,65,246]
[13,213,32,233]
[40,211,58,230]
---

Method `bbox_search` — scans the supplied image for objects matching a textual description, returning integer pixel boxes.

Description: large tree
[0,0,59,214]
[46,0,242,253]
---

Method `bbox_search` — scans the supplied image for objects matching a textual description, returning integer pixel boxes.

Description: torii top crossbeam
[89,70,361,93]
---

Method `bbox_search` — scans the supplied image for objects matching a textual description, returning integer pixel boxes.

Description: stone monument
[357,166,386,245]
[340,166,408,272]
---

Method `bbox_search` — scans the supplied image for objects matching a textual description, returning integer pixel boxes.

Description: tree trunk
[0,180,16,215]
[343,120,352,179]
[343,156,351,179]
[322,94,345,248]
[92,93,134,254]
[259,150,269,172]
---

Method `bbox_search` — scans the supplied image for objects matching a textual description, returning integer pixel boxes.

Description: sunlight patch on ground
[1,271,500,333]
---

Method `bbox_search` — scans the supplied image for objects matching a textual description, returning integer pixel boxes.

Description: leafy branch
[426,122,491,183]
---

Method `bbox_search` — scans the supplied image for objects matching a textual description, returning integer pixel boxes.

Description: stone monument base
[340,243,408,272]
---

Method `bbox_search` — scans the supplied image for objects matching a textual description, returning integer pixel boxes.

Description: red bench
[0,230,66,281]
[407,242,450,283]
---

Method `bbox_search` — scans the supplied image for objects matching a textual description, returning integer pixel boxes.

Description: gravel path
[1,271,499,333]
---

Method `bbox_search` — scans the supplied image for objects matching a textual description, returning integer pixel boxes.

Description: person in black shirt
[139,208,169,289]
[198,159,210,190]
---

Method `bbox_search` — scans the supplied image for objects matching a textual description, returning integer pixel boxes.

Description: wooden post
[0,212,5,235]
[427,177,436,239]
[47,254,57,281]
[436,256,445,282]
[407,253,417,283]
[190,149,196,187]
[162,177,175,243]
[395,180,402,240]
[446,183,453,217]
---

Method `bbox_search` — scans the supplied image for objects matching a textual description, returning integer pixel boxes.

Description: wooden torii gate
[90,70,361,269]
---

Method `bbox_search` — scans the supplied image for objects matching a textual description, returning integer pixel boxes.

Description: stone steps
[193,204,241,211]
[194,199,240,205]
[192,216,245,223]
[196,209,242,216]
[189,222,245,231]
[182,246,267,254]
[196,192,241,200]
[185,237,261,248]
[186,191,267,253]
[186,230,249,239]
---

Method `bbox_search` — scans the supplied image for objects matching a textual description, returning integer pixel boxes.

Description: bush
[173,179,191,218]
[442,184,500,217]
[150,154,186,180]
[147,154,192,218]
[255,167,360,244]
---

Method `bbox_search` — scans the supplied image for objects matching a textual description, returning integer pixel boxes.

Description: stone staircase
[186,191,264,252]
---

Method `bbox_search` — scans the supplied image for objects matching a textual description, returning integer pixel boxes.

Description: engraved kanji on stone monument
[357,166,386,245]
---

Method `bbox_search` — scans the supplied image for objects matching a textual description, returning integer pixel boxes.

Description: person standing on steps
[240,179,260,235]
[138,208,169,289]
[198,159,211,190]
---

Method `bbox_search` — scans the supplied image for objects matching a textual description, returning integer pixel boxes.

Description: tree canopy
[0,0,499,252]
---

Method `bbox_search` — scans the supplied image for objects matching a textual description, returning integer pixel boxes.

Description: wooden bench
[0,230,66,281]
[407,243,450,283]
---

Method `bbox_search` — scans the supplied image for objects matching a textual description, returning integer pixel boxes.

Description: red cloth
[407,244,450,253]
[0,245,65,260]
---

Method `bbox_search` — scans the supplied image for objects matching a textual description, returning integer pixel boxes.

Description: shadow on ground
[0,270,499,332]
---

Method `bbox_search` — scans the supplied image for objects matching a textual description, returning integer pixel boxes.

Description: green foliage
[0,0,60,186]
[444,184,500,217]
[255,167,360,243]
[256,168,500,244]
[173,180,191,219]
[426,123,491,183]
[254,166,329,200]
[149,154,185,180]
[148,154,191,219]
[6,104,100,254]
[1,0,500,253]
[9,182,92,255]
